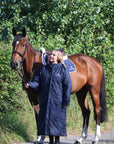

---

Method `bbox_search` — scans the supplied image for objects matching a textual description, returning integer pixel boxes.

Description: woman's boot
[49,135,54,144]
[55,136,60,144]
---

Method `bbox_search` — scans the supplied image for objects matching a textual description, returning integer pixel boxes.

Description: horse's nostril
[15,62,18,67]
[11,61,18,69]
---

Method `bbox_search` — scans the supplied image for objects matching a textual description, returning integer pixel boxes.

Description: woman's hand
[62,105,66,108]
[25,83,30,88]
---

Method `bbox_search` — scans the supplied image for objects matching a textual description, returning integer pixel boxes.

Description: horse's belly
[70,73,87,93]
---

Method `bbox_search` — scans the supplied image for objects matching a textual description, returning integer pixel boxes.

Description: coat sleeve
[28,71,41,91]
[62,67,72,106]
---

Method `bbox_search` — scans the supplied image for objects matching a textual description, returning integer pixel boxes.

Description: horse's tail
[100,69,107,122]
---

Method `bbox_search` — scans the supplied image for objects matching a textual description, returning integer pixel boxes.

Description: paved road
[13,132,114,144]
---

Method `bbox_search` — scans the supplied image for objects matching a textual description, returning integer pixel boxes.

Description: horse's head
[11,27,28,70]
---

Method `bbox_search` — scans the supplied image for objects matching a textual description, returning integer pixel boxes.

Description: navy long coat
[28,63,71,136]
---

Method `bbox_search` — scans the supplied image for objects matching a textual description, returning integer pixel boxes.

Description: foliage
[103,48,114,108]
[0,1,113,47]
[0,43,22,113]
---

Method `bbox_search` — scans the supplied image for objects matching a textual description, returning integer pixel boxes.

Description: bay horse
[11,27,107,144]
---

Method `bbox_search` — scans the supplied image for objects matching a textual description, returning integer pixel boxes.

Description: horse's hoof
[74,140,81,144]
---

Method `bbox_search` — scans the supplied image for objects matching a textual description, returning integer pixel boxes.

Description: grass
[0,89,37,144]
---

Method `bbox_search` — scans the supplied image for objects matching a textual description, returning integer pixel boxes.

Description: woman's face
[48,50,58,64]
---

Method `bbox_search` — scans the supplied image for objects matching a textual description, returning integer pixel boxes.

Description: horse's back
[68,54,102,93]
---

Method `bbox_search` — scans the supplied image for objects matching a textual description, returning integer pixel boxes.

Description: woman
[25,50,71,144]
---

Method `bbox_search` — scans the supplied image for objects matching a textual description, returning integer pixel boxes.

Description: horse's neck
[26,46,35,72]
[33,51,43,72]
[23,45,36,81]
[23,46,42,82]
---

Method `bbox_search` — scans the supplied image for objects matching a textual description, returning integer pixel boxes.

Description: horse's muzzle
[11,61,19,70]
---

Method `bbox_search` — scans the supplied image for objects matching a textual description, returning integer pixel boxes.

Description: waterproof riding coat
[28,63,71,136]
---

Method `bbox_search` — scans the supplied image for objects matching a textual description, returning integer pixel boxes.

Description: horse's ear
[12,27,17,36]
[22,27,26,37]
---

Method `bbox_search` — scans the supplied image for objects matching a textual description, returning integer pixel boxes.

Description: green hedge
[0,0,113,143]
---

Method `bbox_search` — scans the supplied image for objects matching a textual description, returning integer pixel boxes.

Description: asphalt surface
[13,132,114,144]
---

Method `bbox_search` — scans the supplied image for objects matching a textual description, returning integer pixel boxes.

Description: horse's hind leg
[74,86,90,144]
[89,87,101,144]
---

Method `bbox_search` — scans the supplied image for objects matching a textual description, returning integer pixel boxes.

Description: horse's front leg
[75,109,90,144]
[34,105,46,144]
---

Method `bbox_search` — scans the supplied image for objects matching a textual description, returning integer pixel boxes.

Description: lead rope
[19,62,34,85]
[17,62,25,82]
[16,61,27,90]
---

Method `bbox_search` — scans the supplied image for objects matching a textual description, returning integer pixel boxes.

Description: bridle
[12,38,32,84]
[12,38,45,85]
[12,38,28,62]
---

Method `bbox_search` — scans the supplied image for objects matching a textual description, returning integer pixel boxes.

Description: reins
[17,62,27,83]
